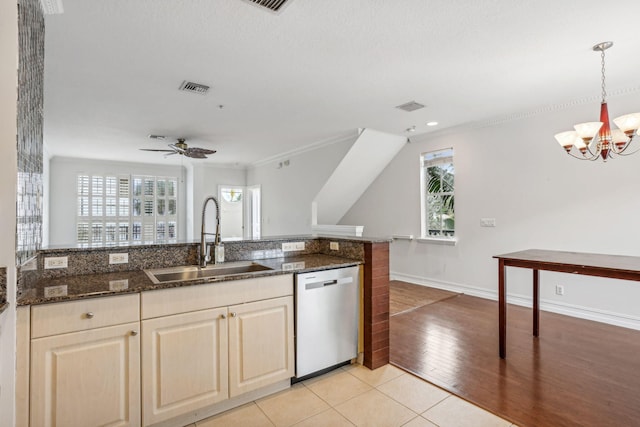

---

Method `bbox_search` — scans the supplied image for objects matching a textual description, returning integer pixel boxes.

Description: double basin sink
[145,261,274,284]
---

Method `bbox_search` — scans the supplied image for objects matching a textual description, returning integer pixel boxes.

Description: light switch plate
[330,242,340,250]
[44,256,68,269]
[480,218,496,227]
[109,253,129,264]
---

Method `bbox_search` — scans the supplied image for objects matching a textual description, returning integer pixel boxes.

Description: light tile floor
[191,364,517,427]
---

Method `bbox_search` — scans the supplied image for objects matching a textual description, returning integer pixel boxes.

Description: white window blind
[76,174,178,246]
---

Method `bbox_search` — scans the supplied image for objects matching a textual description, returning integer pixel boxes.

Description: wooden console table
[494,249,640,358]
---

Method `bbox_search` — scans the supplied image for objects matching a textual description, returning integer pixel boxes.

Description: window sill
[416,237,457,246]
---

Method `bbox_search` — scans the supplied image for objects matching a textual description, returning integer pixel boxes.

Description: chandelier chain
[600,48,607,103]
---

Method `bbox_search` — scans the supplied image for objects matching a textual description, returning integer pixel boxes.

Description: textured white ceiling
[42,0,640,166]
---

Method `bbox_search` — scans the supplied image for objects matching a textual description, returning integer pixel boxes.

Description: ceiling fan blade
[185,152,207,159]
[140,149,176,152]
[163,152,178,157]
[185,147,216,155]
[168,143,186,154]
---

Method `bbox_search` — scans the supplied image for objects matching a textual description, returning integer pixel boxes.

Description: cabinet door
[141,307,228,426]
[228,296,294,397]
[31,322,141,427]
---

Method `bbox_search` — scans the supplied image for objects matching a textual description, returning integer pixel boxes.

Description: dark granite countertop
[17,254,361,306]
[0,302,8,315]
[37,234,391,254]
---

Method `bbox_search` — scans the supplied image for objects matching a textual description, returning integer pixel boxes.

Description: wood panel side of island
[363,242,390,369]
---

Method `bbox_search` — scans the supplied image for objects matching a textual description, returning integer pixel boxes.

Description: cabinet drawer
[31,293,140,338]
[142,274,293,319]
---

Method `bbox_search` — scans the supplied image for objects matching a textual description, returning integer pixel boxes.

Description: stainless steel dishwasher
[294,266,359,380]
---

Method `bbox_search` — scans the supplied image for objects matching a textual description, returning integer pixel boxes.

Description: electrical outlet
[480,218,496,227]
[109,279,129,291]
[330,241,340,251]
[282,261,306,271]
[555,285,565,296]
[44,256,68,269]
[283,242,304,252]
[44,285,68,298]
[109,253,129,264]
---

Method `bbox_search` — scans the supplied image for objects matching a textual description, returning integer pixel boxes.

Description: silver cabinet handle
[230,312,237,317]
[220,314,226,319]
[85,312,94,319]
[130,330,138,336]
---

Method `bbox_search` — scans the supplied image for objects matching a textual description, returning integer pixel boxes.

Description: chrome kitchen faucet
[200,196,224,267]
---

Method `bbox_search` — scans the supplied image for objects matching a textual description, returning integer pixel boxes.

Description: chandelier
[554,42,640,161]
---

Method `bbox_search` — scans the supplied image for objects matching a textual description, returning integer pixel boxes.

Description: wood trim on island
[363,242,390,369]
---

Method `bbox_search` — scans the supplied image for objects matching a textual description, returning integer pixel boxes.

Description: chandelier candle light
[554,42,640,161]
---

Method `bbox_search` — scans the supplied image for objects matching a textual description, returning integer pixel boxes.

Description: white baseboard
[391,272,640,331]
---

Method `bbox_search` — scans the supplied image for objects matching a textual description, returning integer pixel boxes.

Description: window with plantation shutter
[76,174,178,246]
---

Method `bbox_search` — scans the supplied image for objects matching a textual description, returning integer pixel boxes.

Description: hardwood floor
[389,282,640,427]
[389,280,459,315]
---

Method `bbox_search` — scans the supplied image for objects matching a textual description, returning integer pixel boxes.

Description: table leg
[499,259,506,358]
[533,269,539,337]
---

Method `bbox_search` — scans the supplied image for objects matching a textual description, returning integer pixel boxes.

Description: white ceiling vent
[178,81,210,95]
[243,0,293,13]
[395,101,425,112]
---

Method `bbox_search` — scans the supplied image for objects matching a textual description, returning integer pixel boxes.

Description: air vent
[178,81,210,95]
[396,101,425,112]
[243,0,293,13]
[148,135,166,140]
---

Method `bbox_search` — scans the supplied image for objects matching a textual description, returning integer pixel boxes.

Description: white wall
[314,129,406,224]
[247,135,355,236]
[48,157,187,246]
[0,0,18,423]
[188,164,246,240]
[341,92,640,329]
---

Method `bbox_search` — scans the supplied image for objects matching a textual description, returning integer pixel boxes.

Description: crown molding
[249,130,359,169]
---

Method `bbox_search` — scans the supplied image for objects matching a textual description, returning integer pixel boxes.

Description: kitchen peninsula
[15,235,390,427]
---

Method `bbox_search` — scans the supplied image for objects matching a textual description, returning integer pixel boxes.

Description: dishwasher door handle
[304,277,352,290]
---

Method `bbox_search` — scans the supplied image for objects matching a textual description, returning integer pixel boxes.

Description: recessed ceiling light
[405,126,416,133]
[427,121,439,127]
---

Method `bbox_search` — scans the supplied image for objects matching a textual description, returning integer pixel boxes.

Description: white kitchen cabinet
[23,273,294,427]
[140,274,294,426]
[141,307,229,426]
[29,294,141,427]
[228,296,294,397]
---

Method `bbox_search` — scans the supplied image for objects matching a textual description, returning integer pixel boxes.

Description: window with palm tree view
[421,148,454,238]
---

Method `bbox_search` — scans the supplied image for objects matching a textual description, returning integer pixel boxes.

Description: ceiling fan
[140,136,216,159]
